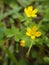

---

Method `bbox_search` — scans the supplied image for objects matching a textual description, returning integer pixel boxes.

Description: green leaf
[19,59,27,65]
[31,51,38,58]
[0,28,5,39]
[0,7,22,21]
[6,29,14,38]
[43,57,49,63]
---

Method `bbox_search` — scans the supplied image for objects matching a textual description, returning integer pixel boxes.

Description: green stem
[26,41,34,57]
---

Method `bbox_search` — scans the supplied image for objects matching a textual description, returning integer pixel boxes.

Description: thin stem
[26,41,34,57]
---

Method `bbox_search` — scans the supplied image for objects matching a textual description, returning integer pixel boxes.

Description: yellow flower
[26,26,41,40]
[24,6,38,17]
[20,40,25,47]
[26,27,31,36]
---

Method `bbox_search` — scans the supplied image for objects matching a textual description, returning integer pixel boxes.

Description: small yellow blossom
[24,6,38,17]
[26,26,41,40]
[20,40,25,47]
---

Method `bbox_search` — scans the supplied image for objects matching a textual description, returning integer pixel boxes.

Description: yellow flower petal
[35,31,41,37]
[31,9,38,17]
[26,32,31,36]
[26,27,32,36]
[32,26,38,32]
[31,36,35,40]
[32,9,38,14]
[31,14,37,17]
[20,40,25,47]
[28,6,33,11]
[27,27,31,32]
[24,8,31,17]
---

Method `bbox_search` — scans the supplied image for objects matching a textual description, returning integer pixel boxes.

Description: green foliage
[19,59,27,65]
[0,0,49,65]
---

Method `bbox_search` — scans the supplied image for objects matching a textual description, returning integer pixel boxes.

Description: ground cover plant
[0,0,49,65]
